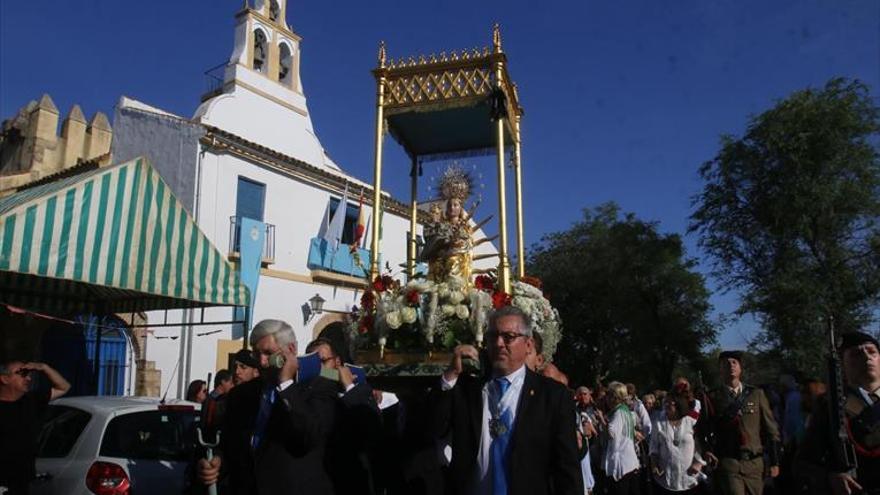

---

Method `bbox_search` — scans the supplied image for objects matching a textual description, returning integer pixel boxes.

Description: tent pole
[92,314,103,395]
[243,306,250,350]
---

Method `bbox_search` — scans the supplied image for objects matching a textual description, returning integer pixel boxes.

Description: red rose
[372,276,386,292]
[383,275,396,291]
[474,275,495,291]
[492,291,512,309]
[406,289,421,305]
[361,291,375,311]
[358,315,374,334]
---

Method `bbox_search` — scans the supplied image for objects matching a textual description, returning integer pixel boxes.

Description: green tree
[528,203,717,391]
[690,78,880,377]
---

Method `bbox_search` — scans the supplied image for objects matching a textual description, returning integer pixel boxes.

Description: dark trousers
[609,470,641,495]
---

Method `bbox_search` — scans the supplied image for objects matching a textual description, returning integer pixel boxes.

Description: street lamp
[309,294,325,317]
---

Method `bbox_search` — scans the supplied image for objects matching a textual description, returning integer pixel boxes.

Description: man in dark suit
[305,337,383,495]
[431,305,583,495]
[197,319,338,495]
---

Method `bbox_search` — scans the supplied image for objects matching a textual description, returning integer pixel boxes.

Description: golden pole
[370,42,387,280]
[407,156,418,280]
[493,25,512,294]
[513,113,525,279]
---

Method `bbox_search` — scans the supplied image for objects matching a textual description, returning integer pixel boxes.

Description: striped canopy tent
[0,157,249,315]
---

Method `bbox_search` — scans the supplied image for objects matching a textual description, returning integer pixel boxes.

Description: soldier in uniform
[697,350,781,495]
[797,331,880,494]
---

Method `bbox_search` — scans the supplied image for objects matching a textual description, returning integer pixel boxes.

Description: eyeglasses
[486,331,527,345]
[13,368,31,377]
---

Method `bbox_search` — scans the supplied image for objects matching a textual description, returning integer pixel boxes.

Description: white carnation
[401,306,418,324]
[449,291,466,304]
[386,311,402,329]
[441,304,456,317]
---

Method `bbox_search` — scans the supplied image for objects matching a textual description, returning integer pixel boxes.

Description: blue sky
[1,0,878,348]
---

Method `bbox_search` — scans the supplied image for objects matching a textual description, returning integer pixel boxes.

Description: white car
[31,396,202,495]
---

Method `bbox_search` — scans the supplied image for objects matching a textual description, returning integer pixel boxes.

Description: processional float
[356,25,561,370]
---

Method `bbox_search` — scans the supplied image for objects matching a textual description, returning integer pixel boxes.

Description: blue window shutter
[236,177,265,222]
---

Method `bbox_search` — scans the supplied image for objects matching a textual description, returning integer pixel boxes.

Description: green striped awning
[0,157,249,314]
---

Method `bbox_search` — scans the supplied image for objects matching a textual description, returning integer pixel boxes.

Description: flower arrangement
[351,270,563,360]
[510,278,562,360]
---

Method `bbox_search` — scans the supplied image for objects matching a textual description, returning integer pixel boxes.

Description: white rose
[386,311,402,329]
[401,306,418,324]
[449,291,465,304]
[438,288,451,300]
[455,304,470,319]
[441,304,456,317]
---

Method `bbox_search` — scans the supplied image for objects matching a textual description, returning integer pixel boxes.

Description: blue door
[234,177,266,251]
[41,315,128,396]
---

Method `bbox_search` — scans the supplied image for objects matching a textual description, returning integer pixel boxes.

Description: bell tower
[194,0,333,168]
[233,0,301,92]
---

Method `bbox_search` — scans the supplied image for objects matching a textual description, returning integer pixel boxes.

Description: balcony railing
[307,237,372,279]
[201,62,226,102]
[228,216,276,265]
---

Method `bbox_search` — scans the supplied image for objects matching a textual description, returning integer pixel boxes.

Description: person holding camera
[0,358,70,494]
[197,319,338,495]
[305,337,383,495]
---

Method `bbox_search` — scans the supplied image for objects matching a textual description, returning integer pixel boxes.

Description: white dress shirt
[442,364,527,495]
[649,416,704,491]
[858,386,880,405]
[603,406,640,481]
[633,399,653,436]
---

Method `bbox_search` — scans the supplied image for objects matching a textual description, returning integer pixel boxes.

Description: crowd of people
[554,336,880,495]
[3,307,880,494]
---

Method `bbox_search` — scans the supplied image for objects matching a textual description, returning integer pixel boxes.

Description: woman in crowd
[185,379,207,403]
[649,390,705,494]
[603,381,641,495]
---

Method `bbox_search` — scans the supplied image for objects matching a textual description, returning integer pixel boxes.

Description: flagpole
[407,156,419,281]
[370,42,387,281]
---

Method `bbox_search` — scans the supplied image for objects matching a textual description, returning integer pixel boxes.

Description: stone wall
[0,94,112,194]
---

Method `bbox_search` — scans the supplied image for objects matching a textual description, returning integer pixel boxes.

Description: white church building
[110,0,498,398]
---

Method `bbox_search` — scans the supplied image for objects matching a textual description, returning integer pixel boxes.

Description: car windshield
[99,409,198,461]
[37,405,92,458]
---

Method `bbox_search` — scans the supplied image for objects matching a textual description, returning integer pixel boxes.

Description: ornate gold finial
[493,23,502,53]
[378,41,387,68]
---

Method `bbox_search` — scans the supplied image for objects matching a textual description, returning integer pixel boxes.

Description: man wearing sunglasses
[432,305,583,495]
[0,359,70,494]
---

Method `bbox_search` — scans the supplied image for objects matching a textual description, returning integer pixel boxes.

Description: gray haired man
[198,319,338,494]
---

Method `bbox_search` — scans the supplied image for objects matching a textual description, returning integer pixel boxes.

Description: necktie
[252,385,276,450]
[870,392,879,404]
[491,377,512,495]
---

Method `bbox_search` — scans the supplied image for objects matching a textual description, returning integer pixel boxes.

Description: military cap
[718,350,745,363]
[233,349,259,368]
[839,332,880,352]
